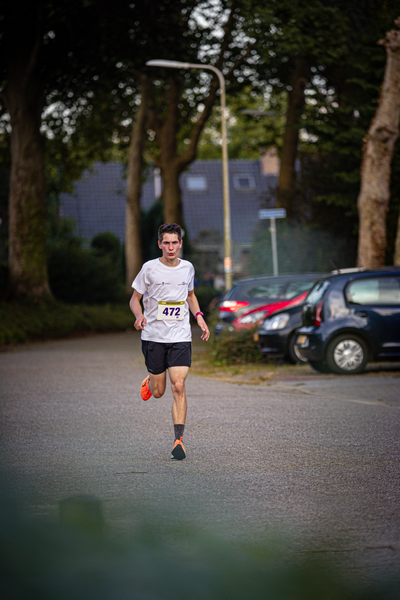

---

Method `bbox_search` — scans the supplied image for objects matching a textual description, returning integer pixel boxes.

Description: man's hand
[130,291,146,330]
[197,315,210,341]
[134,315,147,331]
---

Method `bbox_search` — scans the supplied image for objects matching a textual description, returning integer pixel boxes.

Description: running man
[129,223,210,460]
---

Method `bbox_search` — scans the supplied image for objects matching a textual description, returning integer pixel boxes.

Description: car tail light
[315,300,323,326]
[219,301,250,313]
[235,310,269,326]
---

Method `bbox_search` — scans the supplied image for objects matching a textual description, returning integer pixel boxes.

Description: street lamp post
[146,59,232,290]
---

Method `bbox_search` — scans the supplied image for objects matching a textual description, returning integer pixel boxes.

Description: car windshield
[247,283,283,298]
[285,279,318,299]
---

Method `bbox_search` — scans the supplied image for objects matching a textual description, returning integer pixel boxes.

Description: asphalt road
[1,330,399,588]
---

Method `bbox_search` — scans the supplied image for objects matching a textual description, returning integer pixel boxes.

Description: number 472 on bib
[157,300,185,321]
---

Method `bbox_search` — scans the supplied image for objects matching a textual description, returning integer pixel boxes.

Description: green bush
[0,301,134,346]
[211,326,267,365]
[48,246,125,304]
[46,214,125,304]
[0,262,8,300]
[192,285,221,318]
[91,231,123,275]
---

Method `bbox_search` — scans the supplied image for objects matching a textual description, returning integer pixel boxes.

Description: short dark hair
[158,223,182,242]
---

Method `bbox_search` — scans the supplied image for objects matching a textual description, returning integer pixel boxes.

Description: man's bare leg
[169,366,189,460]
[141,371,166,401]
[149,371,167,398]
[169,366,189,424]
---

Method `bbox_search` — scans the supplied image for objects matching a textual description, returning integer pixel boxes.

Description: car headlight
[262,313,290,330]
[237,310,268,325]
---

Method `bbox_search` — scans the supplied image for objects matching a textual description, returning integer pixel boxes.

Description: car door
[345,275,400,358]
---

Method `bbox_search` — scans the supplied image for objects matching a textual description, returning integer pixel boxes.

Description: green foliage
[48,246,125,305]
[46,216,125,304]
[211,326,267,366]
[0,262,8,299]
[47,212,81,252]
[0,166,9,263]
[197,87,286,160]
[249,222,356,275]
[0,301,133,346]
[91,232,121,262]
[191,286,220,319]
[91,231,124,278]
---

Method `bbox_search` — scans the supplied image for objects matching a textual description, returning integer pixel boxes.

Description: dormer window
[233,174,255,191]
[186,175,208,191]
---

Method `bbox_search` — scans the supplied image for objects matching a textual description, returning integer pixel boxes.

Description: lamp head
[146,60,191,69]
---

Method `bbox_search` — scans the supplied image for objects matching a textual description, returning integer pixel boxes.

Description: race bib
[157,300,185,321]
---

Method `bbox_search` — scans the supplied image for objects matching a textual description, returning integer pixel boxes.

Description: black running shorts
[141,340,192,375]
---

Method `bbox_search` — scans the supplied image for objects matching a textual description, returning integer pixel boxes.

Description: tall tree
[141,1,254,225]
[125,77,149,292]
[62,1,255,279]
[1,2,51,299]
[357,18,400,267]
[294,3,400,248]
[0,0,120,300]
[240,0,352,219]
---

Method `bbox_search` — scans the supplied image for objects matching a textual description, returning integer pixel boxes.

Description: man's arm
[129,290,146,331]
[187,289,210,341]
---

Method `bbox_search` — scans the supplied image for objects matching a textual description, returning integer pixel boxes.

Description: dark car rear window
[346,276,400,305]
[223,285,240,300]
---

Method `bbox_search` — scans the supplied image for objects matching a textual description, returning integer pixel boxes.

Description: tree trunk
[154,75,184,226]
[147,9,237,229]
[357,18,400,267]
[277,58,311,219]
[160,161,183,225]
[3,30,52,301]
[125,78,150,293]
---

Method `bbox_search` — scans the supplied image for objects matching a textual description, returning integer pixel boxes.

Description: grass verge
[191,350,311,385]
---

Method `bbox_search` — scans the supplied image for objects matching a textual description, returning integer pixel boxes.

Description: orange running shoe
[171,437,186,460]
[140,375,152,401]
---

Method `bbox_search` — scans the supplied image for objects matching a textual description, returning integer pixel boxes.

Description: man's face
[158,233,182,261]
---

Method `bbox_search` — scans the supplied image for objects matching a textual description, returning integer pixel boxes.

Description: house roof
[59,159,278,245]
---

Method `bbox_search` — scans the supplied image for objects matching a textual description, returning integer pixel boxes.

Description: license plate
[297,334,308,345]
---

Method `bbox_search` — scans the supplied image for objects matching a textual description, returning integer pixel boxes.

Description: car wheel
[287,333,308,364]
[308,360,331,374]
[326,334,368,375]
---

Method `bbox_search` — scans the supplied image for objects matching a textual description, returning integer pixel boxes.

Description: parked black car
[214,273,324,336]
[296,267,400,374]
[254,304,307,364]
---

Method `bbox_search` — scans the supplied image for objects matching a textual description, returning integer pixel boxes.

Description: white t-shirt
[132,258,195,343]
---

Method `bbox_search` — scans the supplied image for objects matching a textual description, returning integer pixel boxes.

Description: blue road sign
[258,208,287,219]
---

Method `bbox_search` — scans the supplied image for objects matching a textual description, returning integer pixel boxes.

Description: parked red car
[231,290,310,330]
[214,274,324,336]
